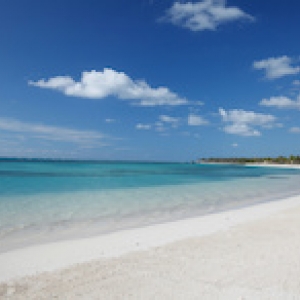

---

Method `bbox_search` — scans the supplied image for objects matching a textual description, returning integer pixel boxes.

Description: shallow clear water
[1,160,300,252]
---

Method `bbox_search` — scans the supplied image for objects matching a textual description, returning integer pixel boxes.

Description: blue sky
[1,0,300,161]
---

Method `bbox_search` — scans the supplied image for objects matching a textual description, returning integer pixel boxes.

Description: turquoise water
[1,160,300,252]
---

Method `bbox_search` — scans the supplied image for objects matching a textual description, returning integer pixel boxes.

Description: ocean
[1,160,300,252]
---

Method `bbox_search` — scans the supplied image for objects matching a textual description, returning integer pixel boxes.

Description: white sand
[1,195,300,299]
[246,163,300,169]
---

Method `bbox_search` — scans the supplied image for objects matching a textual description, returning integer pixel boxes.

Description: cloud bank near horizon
[0,117,106,147]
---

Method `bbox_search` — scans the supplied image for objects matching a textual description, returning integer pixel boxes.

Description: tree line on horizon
[199,155,300,165]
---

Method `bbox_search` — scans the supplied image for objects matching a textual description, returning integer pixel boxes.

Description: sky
[0,0,300,162]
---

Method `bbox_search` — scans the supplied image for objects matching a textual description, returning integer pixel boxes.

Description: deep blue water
[1,160,299,196]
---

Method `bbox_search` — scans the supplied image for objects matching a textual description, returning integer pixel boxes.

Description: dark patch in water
[267,176,288,179]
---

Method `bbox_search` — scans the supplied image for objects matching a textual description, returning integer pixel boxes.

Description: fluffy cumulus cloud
[29,69,188,107]
[219,108,277,137]
[162,0,254,31]
[260,94,300,110]
[253,56,300,79]
[187,114,208,126]
[0,117,106,146]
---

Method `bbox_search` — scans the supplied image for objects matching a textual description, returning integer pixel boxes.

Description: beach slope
[1,196,300,299]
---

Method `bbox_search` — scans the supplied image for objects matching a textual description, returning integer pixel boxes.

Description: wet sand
[1,195,300,299]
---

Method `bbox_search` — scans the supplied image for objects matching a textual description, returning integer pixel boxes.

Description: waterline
[1,162,300,252]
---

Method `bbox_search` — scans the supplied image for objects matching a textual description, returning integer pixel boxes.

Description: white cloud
[187,114,208,126]
[149,115,182,132]
[136,123,151,130]
[223,123,261,136]
[159,115,181,128]
[155,125,166,132]
[29,69,188,107]
[260,94,300,110]
[253,56,300,79]
[289,127,300,134]
[162,0,254,32]
[232,143,238,147]
[193,101,204,106]
[293,80,300,86]
[219,108,276,137]
[0,117,106,146]
[159,115,180,123]
[105,118,116,123]
[150,114,208,133]
[219,108,276,125]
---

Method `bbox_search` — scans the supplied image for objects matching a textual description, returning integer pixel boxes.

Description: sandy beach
[1,193,300,299]
[2,0,300,297]
[246,163,300,169]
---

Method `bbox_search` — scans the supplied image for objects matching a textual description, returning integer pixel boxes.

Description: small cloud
[187,114,208,126]
[293,80,300,86]
[232,143,238,147]
[29,69,188,107]
[155,126,166,132]
[191,101,204,106]
[219,108,277,137]
[253,56,300,79]
[290,127,300,134]
[260,94,300,110]
[151,115,181,132]
[159,115,180,123]
[105,118,116,123]
[223,123,261,137]
[161,0,254,32]
[136,123,151,130]
[159,115,181,127]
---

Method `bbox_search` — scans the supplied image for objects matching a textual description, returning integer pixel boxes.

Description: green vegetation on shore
[198,155,300,165]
